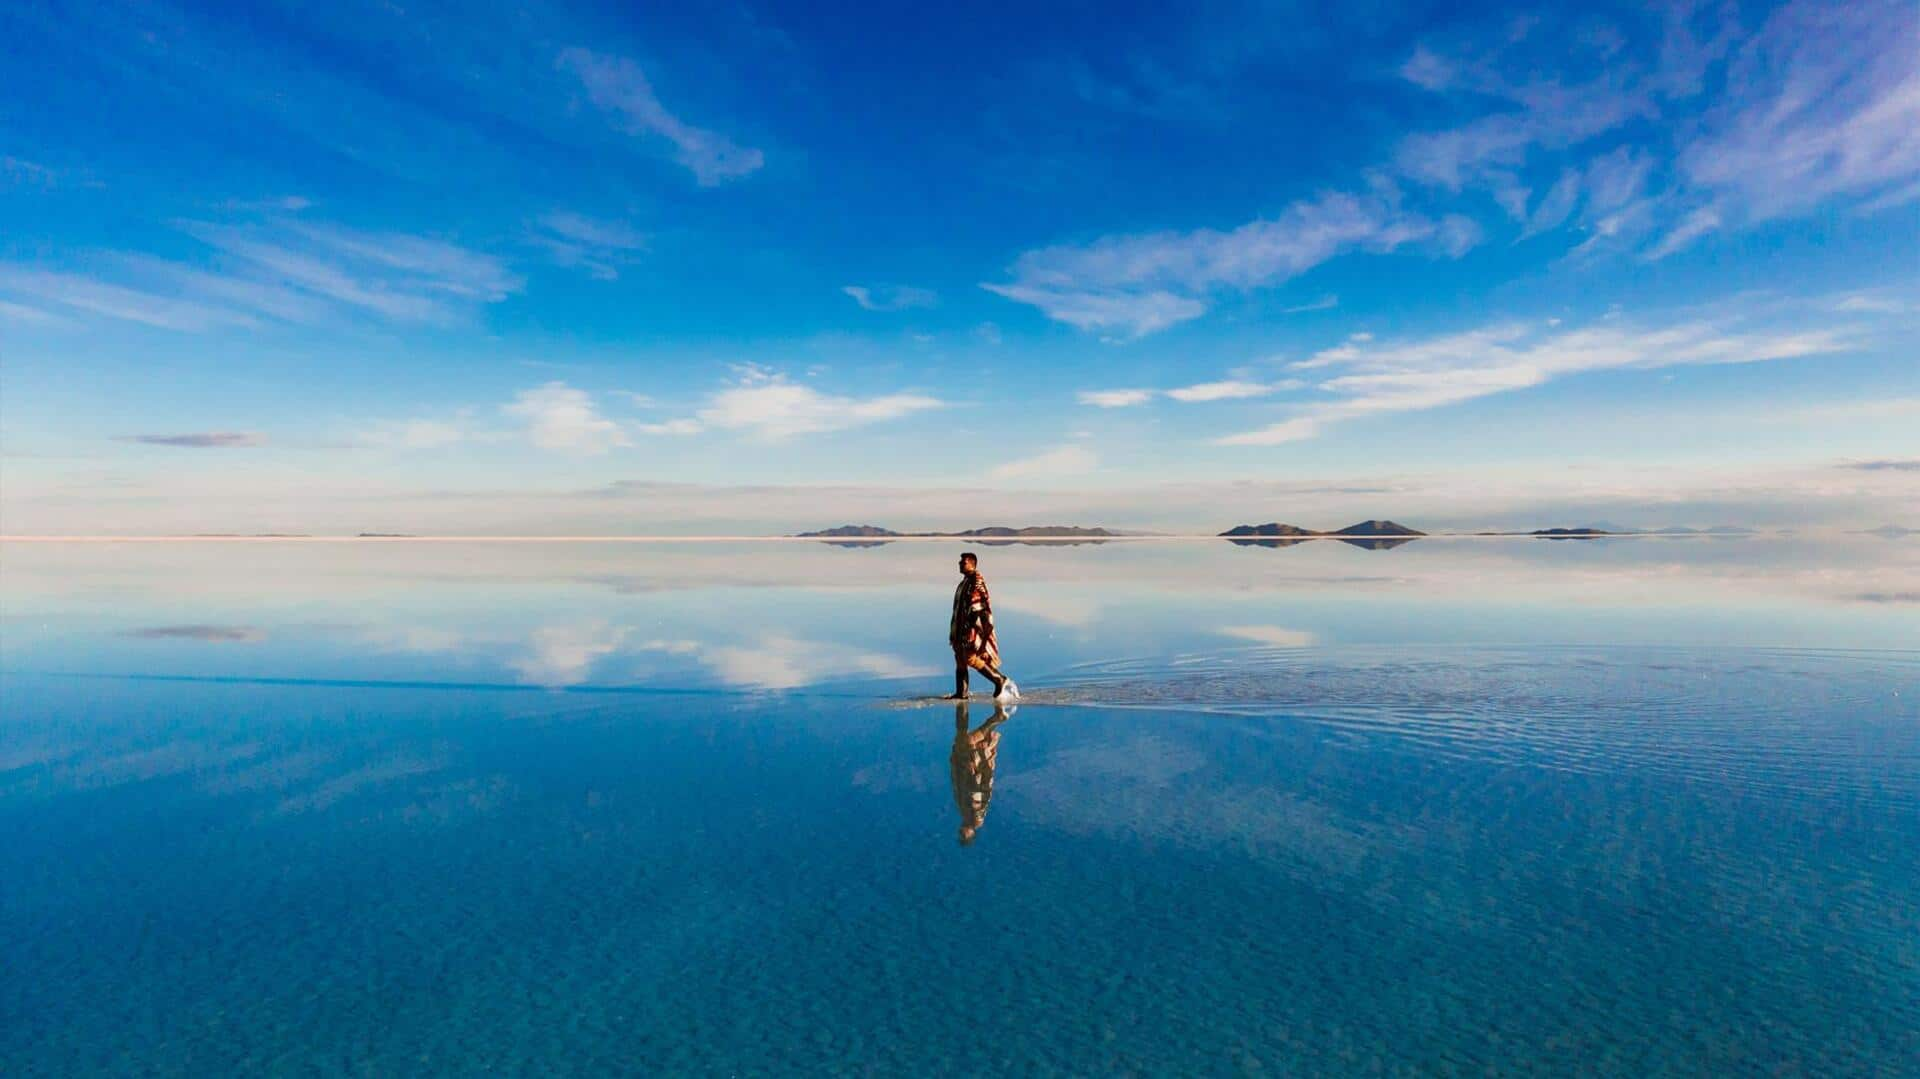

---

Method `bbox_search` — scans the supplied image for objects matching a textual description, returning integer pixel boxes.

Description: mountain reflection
[1225,537,1421,550]
[951,701,1012,845]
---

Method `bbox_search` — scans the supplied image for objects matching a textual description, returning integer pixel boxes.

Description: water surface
[4,538,1916,1073]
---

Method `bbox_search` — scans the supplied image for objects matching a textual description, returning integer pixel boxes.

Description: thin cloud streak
[117,432,269,448]
[1221,316,1856,447]
[0,217,520,332]
[532,212,647,280]
[842,285,936,311]
[984,191,1478,338]
[989,444,1098,480]
[559,47,764,185]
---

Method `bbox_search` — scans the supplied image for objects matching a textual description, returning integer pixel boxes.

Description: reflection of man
[946,552,1017,700]
[951,700,1011,846]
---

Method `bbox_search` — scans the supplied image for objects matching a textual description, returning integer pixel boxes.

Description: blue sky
[2,0,1916,533]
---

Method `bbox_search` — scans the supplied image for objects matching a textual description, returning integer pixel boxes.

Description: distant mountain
[1226,537,1312,548]
[1531,528,1611,539]
[1220,522,1317,538]
[1329,520,1425,537]
[1218,520,1425,538]
[1864,524,1917,538]
[1583,521,1644,534]
[1703,525,1757,535]
[796,525,902,538]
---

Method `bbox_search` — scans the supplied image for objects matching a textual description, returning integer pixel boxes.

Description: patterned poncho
[949,570,1000,669]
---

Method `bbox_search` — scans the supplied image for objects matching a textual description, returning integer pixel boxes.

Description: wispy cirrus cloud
[0,267,266,332]
[1219,315,1856,446]
[559,47,764,185]
[1398,1,1920,258]
[841,284,937,311]
[531,212,646,280]
[117,431,268,448]
[0,299,66,326]
[0,216,520,332]
[1841,459,1920,472]
[984,191,1478,338]
[1676,1,1920,228]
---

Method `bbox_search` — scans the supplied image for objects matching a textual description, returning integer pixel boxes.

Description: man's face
[957,558,970,575]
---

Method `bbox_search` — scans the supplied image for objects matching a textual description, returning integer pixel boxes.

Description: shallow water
[3,538,1917,1073]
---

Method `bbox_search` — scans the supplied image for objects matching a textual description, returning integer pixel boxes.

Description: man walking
[947,551,1017,700]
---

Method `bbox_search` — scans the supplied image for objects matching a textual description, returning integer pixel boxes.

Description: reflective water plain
[3,537,1917,1073]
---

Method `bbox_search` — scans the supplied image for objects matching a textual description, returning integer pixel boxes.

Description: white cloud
[841,284,936,311]
[635,417,704,436]
[1078,388,1154,408]
[1834,294,1913,315]
[983,284,1206,338]
[511,623,629,686]
[1644,205,1722,259]
[558,47,764,185]
[1216,417,1322,446]
[1080,379,1305,407]
[503,382,631,454]
[1218,625,1317,647]
[983,191,1472,338]
[1219,315,1857,447]
[640,366,942,440]
[1166,379,1299,402]
[989,444,1098,480]
[660,635,931,690]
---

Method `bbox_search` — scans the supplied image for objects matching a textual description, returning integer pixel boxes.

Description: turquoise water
[3,539,1917,1073]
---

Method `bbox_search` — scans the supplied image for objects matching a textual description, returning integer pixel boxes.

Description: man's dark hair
[960,551,978,567]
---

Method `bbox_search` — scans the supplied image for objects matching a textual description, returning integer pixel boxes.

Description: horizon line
[0,531,1831,543]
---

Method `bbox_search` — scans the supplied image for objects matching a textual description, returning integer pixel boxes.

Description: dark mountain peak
[1331,520,1425,537]
[1219,522,1316,537]
[796,525,901,538]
